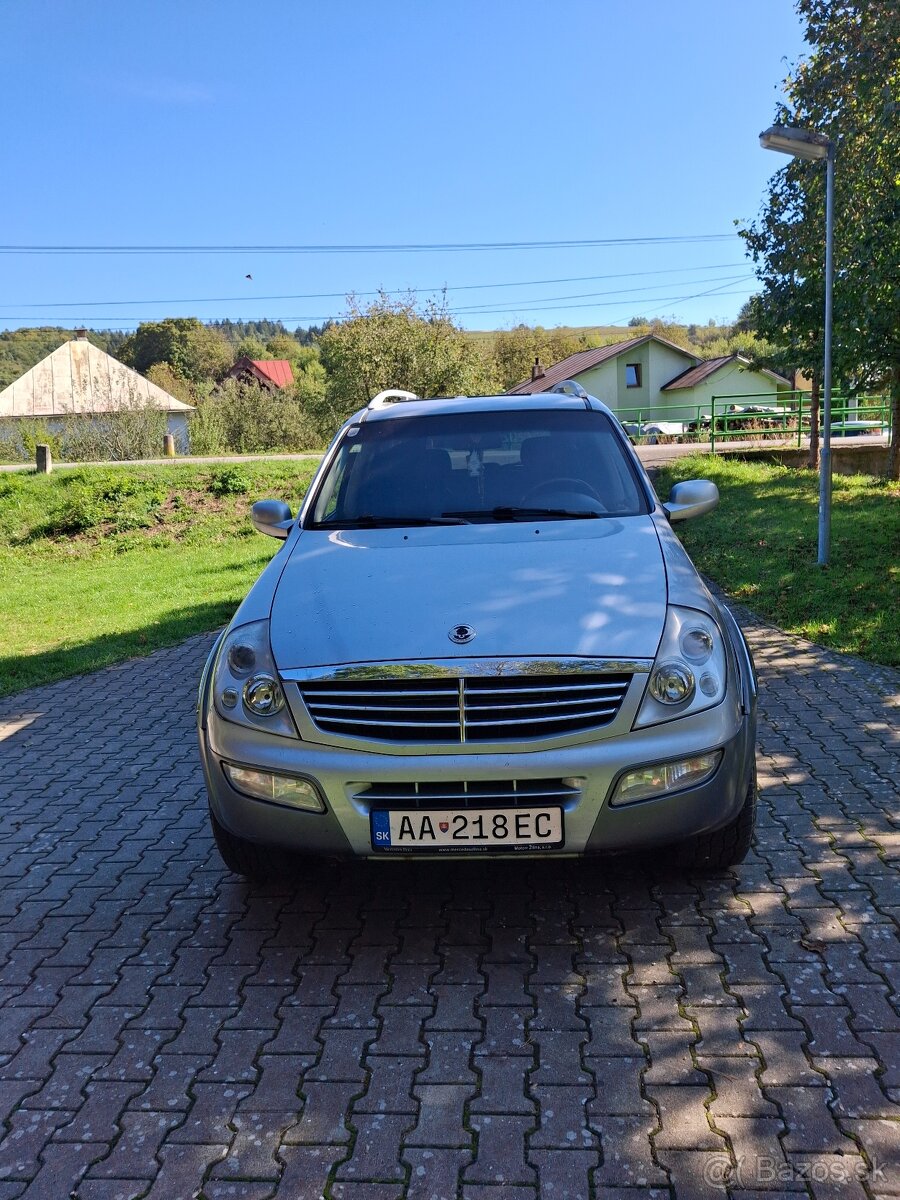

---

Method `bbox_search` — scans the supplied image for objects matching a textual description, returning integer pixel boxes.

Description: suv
[197,385,757,877]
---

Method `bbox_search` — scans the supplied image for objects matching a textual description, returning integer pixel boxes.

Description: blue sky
[0,0,807,334]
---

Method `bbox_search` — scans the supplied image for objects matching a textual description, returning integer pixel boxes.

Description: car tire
[209,807,297,880]
[673,770,756,872]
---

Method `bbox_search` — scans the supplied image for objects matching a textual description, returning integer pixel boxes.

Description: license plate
[370,807,564,852]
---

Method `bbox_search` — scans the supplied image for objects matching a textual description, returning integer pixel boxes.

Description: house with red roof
[224,357,294,390]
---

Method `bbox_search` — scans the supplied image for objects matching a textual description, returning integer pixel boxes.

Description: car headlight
[635,605,727,728]
[212,620,297,738]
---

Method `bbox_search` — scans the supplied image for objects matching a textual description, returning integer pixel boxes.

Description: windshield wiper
[443,506,602,521]
[316,513,470,528]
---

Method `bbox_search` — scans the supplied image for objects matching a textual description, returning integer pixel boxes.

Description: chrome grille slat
[466,706,620,727]
[353,778,580,811]
[465,694,625,712]
[311,702,460,715]
[307,691,458,700]
[298,671,632,742]
[467,681,628,696]
[307,715,460,729]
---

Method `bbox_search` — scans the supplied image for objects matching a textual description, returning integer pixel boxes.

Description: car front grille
[352,778,580,812]
[299,672,632,743]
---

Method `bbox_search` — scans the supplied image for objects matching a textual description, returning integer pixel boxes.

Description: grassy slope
[656,455,899,668]
[0,461,318,694]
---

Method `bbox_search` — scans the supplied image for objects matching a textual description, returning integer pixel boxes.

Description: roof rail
[369,388,419,409]
[551,379,589,399]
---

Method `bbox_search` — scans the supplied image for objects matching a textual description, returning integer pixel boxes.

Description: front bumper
[198,675,755,860]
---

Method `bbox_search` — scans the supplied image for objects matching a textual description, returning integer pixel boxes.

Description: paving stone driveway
[0,611,898,1200]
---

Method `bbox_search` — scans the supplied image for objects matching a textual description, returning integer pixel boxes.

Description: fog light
[243,674,284,716]
[648,661,695,704]
[222,763,325,811]
[610,751,722,806]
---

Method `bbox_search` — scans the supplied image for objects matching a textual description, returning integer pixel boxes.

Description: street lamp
[760,123,835,567]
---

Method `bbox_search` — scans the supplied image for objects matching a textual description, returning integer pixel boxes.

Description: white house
[507,335,792,420]
[0,331,194,450]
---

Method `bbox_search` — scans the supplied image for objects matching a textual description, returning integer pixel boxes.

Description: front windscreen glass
[308,408,649,528]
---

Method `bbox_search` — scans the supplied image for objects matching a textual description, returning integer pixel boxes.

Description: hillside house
[507,335,792,421]
[224,357,294,390]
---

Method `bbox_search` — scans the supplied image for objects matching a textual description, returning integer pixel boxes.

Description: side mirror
[663,479,719,522]
[251,499,294,539]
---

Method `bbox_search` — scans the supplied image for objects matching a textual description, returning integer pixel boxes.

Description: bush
[19,420,64,461]
[189,379,322,454]
[0,419,64,463]
[61,404,169,462]
[208,466,252,496]
[0,403,171,464]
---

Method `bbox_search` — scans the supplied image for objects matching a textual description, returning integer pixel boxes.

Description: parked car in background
[197,384,757,878]
[619,418,697,441]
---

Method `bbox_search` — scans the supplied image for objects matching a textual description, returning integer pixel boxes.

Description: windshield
[308,408,649,528]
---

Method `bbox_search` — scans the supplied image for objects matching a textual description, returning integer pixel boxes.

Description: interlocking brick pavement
[0,613,897,1199]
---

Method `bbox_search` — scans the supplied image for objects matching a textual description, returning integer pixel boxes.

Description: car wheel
[208,807,297,880]
[673,770,756,872]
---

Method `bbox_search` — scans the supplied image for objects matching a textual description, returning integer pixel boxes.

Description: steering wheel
[522,477,606,506]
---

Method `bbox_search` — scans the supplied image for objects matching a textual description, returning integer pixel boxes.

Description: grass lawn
[656,455,900,668]
[0,460,318,695]
[1,454,897,697]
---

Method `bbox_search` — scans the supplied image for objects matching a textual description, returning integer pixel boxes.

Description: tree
[144,362,196,405]
[489,324,595,391]
[189,379,319,455]
[316,293,491,432]
[733,297,761,335]
[740,0,900,477]
[119,318,232,385]
[234,336,268,361]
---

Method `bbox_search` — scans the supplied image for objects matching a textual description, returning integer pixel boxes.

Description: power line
[0,275,752,323]
[459,279,755,346]
[0,262,751,310]
[0,234,740,256]
[605,278,753,328]
[0,288,754,328]
[451,275,752,315]
[456,289,753,321]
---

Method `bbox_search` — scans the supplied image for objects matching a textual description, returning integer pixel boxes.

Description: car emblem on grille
[449,624,476,644]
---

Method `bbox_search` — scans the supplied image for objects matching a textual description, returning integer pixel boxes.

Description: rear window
[308,408,649,527]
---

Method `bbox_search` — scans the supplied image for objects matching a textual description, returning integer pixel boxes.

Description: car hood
[270,517,667,668]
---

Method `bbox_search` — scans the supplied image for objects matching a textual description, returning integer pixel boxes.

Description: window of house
[625,363,642,388]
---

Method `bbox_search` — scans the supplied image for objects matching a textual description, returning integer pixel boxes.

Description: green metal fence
[613,390,891,451]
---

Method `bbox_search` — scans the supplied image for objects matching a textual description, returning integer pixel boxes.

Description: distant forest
[0,309,762,393]
[0,320,332,389]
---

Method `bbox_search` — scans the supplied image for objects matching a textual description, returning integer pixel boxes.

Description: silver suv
[197,386,757,877]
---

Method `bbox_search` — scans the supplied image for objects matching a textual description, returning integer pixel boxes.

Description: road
[0,435,889,473]
[0,607,898,1197]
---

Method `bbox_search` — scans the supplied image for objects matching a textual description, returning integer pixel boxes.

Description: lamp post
[759,124,835,567]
